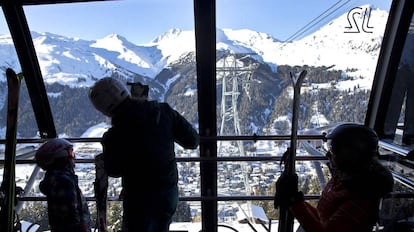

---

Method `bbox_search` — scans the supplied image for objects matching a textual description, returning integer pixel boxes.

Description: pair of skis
[277,70,307,232]
[0,68,23,232]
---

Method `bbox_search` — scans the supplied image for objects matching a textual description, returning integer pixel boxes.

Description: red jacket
[290,161,393,232]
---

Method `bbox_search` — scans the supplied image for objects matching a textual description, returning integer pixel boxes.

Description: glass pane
[216,0,393,229]
[3,0,410,231]
[21,0,197,139]
[0,8,33,195]
[383,12,414,146]
[216,0,393,137]
[2,0,198,230]
[0,10,26,141]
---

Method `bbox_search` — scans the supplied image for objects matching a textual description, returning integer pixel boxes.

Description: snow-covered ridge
[0,6,388,87]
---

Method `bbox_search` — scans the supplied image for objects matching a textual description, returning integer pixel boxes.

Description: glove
[274,172,304,209]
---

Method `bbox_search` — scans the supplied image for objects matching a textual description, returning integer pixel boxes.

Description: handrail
[0,155,328,165]
[14,192,414,203]
[379,140,414,160]
[0,134,327,144]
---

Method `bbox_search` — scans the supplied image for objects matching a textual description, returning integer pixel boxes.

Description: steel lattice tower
[217,52,257,191]
[217,52,259,224]
[217,52,257,151]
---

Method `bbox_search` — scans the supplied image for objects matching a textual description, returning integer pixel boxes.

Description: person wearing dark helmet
[88,77,200,232]
[35,138,92,232]
[274,123,394,232]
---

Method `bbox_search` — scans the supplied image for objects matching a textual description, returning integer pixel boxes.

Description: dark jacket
[39,166,91,232]
[102,98,200,191]
[290,160,394,232]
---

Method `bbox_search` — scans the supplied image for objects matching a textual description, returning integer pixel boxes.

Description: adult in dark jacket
[88,77,200,232]
[35,138,92,232]
[274,123,394,232]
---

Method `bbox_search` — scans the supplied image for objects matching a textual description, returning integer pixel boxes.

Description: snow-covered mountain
[0,5,399,139]
[0,5,389,87]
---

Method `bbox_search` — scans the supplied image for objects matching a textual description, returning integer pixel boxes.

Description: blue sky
[0,0,392,44]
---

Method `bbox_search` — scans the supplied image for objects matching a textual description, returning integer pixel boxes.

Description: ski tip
[300,70,308,76]
[6,68,16,76]
[6,68,23,82]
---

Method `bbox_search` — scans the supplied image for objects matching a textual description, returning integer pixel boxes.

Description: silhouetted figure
[89,77,199,232]
[274,123,394,232]
[36,138,92,232]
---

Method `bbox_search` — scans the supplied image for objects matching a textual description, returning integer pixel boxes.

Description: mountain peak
[151,28,185,43]
[93,33,131,48]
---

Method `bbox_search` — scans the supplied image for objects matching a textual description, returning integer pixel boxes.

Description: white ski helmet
[35,138,73,170]
[88,77,131,117]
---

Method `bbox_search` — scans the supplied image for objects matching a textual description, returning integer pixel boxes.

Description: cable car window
[0,11,27,141]
[215,0,393,229]
[19,0,196,140]
[4,0,414,231]
[215,0,393,137]
[383,13,414,146]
